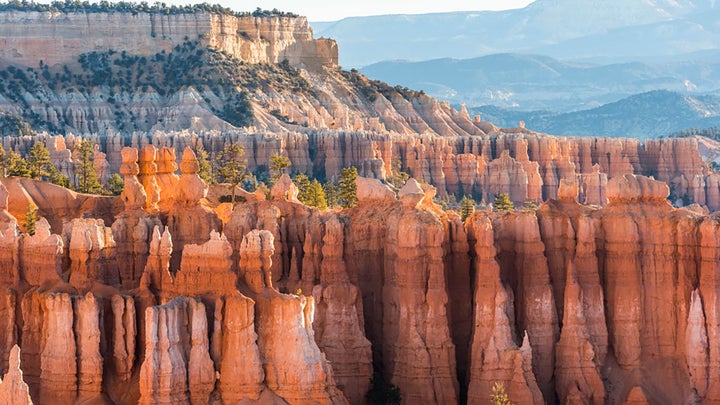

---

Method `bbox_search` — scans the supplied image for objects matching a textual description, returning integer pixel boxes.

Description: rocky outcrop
[0,11,337,68]
[312,216,372,404]
[466,216,543,404]
[65,218,118,291]
[0,345,33,405]
[138,297,214,405]
[240,229,348,404]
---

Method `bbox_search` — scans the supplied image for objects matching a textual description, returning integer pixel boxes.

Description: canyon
[0,6,718,405]
[0,145,718,404]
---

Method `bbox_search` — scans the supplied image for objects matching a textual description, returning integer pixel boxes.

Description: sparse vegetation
[491,382,512,405]
[338,166,358,208]
[459,195,475,221]
[493,193,514,212]
[216,142,248,205]
[269,153,292,184]
[74,139,103,194]
[107,173,124,195]
[22,204,40,236]
[0,1,299,18]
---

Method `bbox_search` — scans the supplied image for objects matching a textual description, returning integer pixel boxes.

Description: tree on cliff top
[269,153,291,185]
[338,166,358,208]
[493,193,514,212]
[74,139,103,194]
[22,204,39,236]
[195,145,215,185]
[459,195,475,221]
[217,142,248,205]
[27,141,69,187]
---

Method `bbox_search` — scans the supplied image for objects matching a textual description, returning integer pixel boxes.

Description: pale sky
[161,0,536,21]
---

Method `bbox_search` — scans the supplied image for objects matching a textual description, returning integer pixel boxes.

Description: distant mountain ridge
[472,90,720,138]
[313,0,720,67]
[360,53,720,111]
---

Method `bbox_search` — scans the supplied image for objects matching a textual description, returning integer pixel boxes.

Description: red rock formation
[382,192,459,404]
[74,292,103,401]
[138,296,214,405]
[39,293,76,405]
[554,264,605,405]
[466,215,543,404]
[493,211,559,402]
[166,147,221,270]
[137,145,161,213]
[65,218,118,291]
[155,147,180,211]
[312,215,372,404]
[0,345,33,405]
[213,294,265,402]
[112,147,162,289]
[239,229,348,404]
[19,219,63,287]
[110,295,136,383]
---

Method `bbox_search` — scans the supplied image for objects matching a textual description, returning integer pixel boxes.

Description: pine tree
[323,180,339,207]
[195,146,215,185]
[74,139,103,194]
[493,193,514,212]
[7,150,30,178]
[459,195,475,221]
[27,141,52,179]
[27,141,68,187]
[338,166,358,208]
[269,153,291,184]
[107,173,124,195]
[293,173,312,203]
[217,142,248,205]
[306,179,328,210]
[22,204,39,236]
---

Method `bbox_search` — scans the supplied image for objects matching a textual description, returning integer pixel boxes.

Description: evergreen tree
[107,173,124,195]
[27,141,69,187]
[269,153,291,184]
[22,204,39,236]
[7,150,30,178]
[217,142,248,204]
[338,166,358,208]
[459,195,475,221]
[493,193,514,212]
[195,146,215,185]
[323,180,339,207]
[306,179,328,210]
[522,200,538,211]
[74,139,103,194]
[293,173,312,203]
[27,141,52,179]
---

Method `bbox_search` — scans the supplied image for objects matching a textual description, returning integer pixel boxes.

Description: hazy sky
[161,0,535,21]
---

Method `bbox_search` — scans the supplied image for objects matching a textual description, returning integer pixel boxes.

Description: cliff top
[0,1,299,18]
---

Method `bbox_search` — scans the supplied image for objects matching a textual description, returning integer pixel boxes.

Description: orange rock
[110,295,136,383]
[214,294,264,402]
[39,293,76,405]
[0,345,33,405]
[312,215,372,404]
[466,216,543,404]
[554,263,604,405]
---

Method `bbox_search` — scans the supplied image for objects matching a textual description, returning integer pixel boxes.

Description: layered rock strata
[2,144,720,404]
